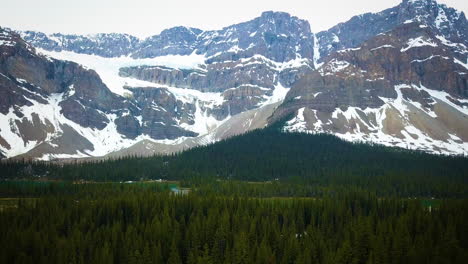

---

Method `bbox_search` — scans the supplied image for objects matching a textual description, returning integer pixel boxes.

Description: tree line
[2,129,468,197]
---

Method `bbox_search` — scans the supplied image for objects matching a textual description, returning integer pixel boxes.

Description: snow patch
[284,108,308,133]
[179,101,230,135]
[258,83,290,107]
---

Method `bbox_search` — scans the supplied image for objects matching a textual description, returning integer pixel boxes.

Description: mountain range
[0,0,467,160]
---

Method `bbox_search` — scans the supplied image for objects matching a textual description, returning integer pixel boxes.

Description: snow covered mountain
[1,0,467,159]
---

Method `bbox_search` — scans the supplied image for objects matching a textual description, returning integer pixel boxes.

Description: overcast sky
[1,0,467,38]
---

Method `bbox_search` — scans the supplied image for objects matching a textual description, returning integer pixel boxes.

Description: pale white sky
[1,0,467,38]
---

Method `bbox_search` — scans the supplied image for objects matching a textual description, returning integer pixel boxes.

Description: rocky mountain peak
[256,11,312,35]
[0,27,37,60]
[258,11,298,26]
[1,27,26,46]
[401,0,437,6]
[196,11,315,63]
[400,0,463,24]
[131,26,202,58]
[260,10,291,18]
[316,0,467,60]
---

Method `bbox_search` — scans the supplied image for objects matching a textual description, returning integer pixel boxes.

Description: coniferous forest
[1,128,468,263]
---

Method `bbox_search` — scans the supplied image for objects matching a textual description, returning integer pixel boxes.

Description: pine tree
[168,239,182,264]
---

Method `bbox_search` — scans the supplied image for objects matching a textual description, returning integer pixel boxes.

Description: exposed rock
[119,56,313,118]
[115,115,141,139]
[129,87,198,139]
[15,124,95,160]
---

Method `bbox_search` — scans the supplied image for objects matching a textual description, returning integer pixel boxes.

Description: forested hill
[2,127,468,197]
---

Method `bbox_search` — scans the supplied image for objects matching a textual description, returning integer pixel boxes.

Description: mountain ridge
[20,11,315,63]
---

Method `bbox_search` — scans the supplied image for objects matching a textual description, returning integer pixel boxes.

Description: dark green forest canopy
[1,187,467,264]
[1,128,468,197]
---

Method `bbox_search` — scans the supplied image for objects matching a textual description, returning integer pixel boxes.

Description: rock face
[1,0,468,159]
[316,0,468,62]
[119,56,313,116]
[128,87,198,139]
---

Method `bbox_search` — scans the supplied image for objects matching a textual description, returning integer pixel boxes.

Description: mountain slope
[273,22,468,154]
